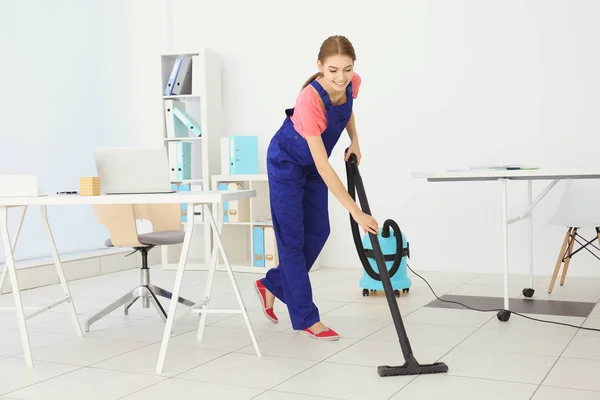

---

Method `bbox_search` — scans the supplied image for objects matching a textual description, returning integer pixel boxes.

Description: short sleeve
[291,86,327,137]
[351,72,361,99]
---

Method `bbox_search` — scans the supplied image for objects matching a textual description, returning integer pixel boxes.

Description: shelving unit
[208,174,320,274]
[158,48,223,269]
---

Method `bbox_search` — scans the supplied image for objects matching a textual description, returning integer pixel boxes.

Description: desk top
[0,190,256,206]
[412,168,600,182]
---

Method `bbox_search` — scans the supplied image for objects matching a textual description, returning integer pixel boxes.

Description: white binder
[264,226,278,268]
[221,137,230,174]
[227,182,250,222]
[164,100,188,138]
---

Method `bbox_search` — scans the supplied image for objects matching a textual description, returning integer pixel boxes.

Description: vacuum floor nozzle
[377,361,449,377]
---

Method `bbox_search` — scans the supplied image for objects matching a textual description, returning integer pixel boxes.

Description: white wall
[168,0,600,277]
[0,0,166,262]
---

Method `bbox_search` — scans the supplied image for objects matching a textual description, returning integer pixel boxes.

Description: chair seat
[105,230,185,247]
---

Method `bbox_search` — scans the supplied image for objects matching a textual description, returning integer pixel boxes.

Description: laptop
[94,147,175,195]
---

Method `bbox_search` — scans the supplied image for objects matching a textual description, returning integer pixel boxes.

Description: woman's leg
[260,170,320,331]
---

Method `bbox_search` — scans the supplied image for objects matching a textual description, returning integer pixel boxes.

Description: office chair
[548,179,600,293]
[85,203,195,332]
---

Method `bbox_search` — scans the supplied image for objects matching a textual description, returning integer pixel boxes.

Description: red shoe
[298,326,339,341]
[254,280,278,323]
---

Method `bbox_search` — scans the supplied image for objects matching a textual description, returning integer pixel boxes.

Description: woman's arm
[346,112,358,143]
[306,135,378,234]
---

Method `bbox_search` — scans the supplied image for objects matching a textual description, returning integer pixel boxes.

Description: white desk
[0,190,261,371]
[412,168,600,321]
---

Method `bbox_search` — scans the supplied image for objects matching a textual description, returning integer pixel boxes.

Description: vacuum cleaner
[344,150,449,377]
[357,216,411,298]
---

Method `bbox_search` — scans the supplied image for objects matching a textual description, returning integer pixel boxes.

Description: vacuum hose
[345,152,403,281]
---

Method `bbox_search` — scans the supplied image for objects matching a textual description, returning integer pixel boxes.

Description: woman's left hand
[344,141,362,165]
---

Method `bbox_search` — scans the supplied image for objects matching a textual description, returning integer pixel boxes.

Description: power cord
[406,264,600,333]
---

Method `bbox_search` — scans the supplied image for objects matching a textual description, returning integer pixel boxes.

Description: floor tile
[450,283,525,298]
[532,386,600,399]
[88,317,195,343]
[562,332,600,360]
[481,312,585,334]
[274,362,413,400]
[457,327,575,356]
[323,302,412,321]
[580,317,600,336]
[442,347,557,384]
[402,307,494,327]
[253,392,334,400]
[426,294,596,318]
[20,336,147,366]
[367,321,477,347]
[543,357,600,391]
[391,374,537,399]
[236,331,358,361]
[91,342,226,377]
[168,326,274,352]
[326,339,451,368]
[177,353,316,390]
[0,357,79,396]
[5,367,166,400]
[120,377,264,400]
[0,329,73,358]
[210,309,294,333]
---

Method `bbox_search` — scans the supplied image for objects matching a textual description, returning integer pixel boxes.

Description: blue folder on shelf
[228,136,258,175]
[253,226,265,267]
[217,183,229,222]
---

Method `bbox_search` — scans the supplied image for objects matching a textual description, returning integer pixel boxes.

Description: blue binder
[175,142,192,180]
[217,183,229,222]
[229,136,258,175]
[253,226,265,267]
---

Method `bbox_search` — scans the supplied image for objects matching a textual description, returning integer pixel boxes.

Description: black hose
[345,152,403,281]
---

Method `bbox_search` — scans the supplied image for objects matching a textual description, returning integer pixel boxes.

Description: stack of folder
[253,225,278,268]
[164,55,193,96]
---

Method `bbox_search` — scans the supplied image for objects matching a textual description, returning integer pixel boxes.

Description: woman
[254,35,379,340]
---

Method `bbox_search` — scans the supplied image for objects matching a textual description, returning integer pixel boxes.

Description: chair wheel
[497,310,511,322]
[393,290,400,298]
[362,289,369,297]
[522,288,535,298]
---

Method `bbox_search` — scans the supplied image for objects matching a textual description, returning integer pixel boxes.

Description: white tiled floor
[1,266,600,399]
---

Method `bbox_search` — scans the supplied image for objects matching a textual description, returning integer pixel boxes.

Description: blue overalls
[260,79,354,330]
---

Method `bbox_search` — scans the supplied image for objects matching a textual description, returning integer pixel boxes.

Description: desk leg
[0,206,33,367]
[40,206,83,337]
[197,203,219,341]
[527,180,535,292]
[498,179,512,322]
[205,204,261,357]
[0,206,27,295]
[156,202,195,374]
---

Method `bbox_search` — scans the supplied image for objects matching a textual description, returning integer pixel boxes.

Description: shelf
[171,179,203,184]
[163,94,201,99]
[164,137,202,142]
[212,174,268,182]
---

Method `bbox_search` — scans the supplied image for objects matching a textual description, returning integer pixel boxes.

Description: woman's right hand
[352,210,379,235]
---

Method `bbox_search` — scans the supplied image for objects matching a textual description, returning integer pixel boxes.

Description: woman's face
[318,54,354,94]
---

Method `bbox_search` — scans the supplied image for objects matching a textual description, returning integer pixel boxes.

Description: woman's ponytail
[302,72,323,89]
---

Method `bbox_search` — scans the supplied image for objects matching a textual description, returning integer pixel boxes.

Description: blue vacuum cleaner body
[360,227,412,297]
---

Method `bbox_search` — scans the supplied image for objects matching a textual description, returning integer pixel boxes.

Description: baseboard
[1,247,163,294]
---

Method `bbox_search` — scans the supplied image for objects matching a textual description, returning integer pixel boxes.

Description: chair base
[85,284,195,332]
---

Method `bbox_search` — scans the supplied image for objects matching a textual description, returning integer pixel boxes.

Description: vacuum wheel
[362,289,369,297]
[402,288,410,293]
[393,290,400,298]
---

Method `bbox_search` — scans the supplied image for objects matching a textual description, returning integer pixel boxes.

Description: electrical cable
[407,264,600,332]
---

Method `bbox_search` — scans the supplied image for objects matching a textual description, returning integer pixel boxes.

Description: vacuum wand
[345,150,449,377]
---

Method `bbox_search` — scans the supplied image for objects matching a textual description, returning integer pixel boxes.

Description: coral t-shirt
[291,72,361,137]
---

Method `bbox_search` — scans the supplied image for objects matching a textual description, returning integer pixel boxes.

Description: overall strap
[309,80,333,110]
